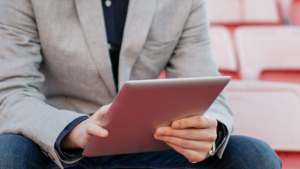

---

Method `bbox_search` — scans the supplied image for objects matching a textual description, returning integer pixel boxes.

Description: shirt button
[105,0,112,7]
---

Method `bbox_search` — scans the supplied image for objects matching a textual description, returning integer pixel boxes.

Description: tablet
[83,76,231,157]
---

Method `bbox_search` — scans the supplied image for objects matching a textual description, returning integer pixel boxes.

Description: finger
[165,142,208,163]
[86,123,108,137]
[154,135,212,152]
[92,104,112,123]
[172,115,217,129]
[155,127,217,141]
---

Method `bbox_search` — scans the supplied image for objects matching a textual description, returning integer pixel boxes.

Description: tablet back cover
[83,76,230,157]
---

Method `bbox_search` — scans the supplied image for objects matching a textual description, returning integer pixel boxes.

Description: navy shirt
[102,0,129,91]
[55,0,227,160]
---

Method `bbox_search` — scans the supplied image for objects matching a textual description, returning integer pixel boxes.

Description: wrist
[61,122,82,150]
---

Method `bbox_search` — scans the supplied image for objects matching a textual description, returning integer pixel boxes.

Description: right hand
[61,104,111,150]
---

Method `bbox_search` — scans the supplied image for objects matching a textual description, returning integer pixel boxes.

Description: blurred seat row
[207,0,300,168]
[211,26,300,81]
[207,0,300,25]
[210,26,300,153]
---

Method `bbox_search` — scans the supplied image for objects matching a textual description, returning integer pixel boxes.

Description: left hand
[154,115,218,163]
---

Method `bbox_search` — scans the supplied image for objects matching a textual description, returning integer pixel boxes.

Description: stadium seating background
[158,1,300,168]
[210,1,300,168]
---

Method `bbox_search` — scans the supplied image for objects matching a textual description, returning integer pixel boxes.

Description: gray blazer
[0,0,234,168]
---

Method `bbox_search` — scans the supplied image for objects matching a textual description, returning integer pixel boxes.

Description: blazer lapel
[119,0,158,88]
[75,0,117,97]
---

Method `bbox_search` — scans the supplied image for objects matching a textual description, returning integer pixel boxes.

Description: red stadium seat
[226,80,300,151]
[226,80,300,169]
[243,0,281,23]
[207,0,281,25]
[235,26,300,83]
[209,26,240,79]
[276,152,300,168]
[207,0,241,24]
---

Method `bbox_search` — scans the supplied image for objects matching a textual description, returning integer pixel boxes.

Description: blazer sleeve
[0,1,88,168]
[165,0,235,158]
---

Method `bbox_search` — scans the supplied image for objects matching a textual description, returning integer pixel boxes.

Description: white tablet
[83,76,231,157]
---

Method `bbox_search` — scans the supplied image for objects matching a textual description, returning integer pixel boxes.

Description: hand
[154,115,217,163]
[61,104,111,150]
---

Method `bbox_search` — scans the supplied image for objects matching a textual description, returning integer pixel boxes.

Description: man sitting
[0,0,281,168]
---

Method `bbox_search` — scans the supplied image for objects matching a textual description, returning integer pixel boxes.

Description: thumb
[92,104,112,123]
[86,123,108,138]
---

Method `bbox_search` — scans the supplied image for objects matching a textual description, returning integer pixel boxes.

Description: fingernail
[158,129,164,135]
[155,135,162,139]
[173,122,179,128]
[100,130,107,137]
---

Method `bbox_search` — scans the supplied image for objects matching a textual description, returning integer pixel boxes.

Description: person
[0,0,281,168]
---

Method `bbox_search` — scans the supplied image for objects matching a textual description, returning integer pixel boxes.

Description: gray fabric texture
[0,0,234,168]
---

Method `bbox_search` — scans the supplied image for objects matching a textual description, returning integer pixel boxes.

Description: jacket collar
[118,0,158,88]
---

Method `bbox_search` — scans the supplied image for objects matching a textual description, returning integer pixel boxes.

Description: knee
[223,135,282,169]
[0,134,51,168]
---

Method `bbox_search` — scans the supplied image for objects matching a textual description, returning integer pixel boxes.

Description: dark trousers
[0,134,281,169]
